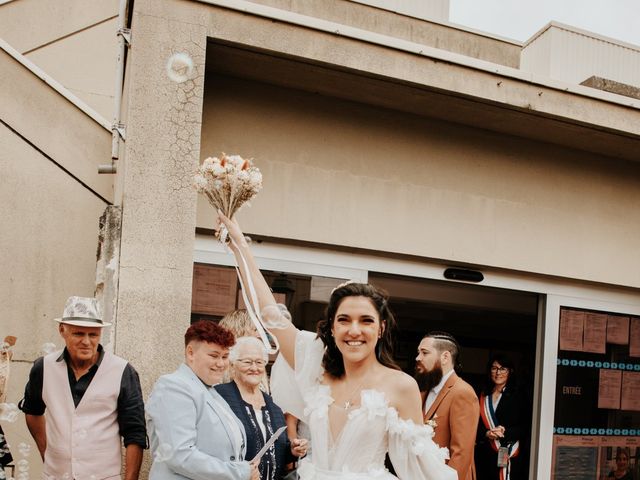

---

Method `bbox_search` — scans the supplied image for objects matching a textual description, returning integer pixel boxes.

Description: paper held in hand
[250,426,287,463]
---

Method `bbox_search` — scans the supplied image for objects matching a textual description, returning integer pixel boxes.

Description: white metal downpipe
[100,0,130,174]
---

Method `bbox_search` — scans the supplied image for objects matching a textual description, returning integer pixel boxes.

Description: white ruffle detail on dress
[270,330,458,480]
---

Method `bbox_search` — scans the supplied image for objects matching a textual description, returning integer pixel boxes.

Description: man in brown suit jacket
[416,332,479,480]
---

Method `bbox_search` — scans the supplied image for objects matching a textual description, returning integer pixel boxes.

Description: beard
[415,359,443,393]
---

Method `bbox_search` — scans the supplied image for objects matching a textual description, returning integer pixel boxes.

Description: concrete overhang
[195,0,640,163]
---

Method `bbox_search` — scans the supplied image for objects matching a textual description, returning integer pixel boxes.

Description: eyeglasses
[491,366,509,374]
[237,358,267,368]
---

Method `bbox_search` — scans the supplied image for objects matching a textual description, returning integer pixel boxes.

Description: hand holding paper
[250,426,288,463]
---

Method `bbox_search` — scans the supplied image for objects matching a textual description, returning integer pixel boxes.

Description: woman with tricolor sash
[475,354,527,480]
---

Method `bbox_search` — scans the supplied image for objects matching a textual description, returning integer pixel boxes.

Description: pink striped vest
[42,350,127,480]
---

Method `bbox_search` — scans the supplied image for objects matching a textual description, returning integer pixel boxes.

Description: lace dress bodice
[270,331,457,480]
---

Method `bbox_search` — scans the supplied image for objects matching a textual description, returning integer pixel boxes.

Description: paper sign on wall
[560,309,585,352]
[598,369,621,410]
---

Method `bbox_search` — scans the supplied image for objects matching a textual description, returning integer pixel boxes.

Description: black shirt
[19,345,147,448]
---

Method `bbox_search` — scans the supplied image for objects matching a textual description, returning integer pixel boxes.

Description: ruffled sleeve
[387,409,458,480]
[270,329,324,421]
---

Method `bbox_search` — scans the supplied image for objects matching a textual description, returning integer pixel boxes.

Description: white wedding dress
[270,331,458,480]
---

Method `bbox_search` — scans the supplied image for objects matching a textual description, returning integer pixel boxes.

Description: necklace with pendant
[341,378,367,410]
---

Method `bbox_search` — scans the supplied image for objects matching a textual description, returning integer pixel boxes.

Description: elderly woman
[147,320,259,480]
[216,336,308,480]
[220,309,270,392]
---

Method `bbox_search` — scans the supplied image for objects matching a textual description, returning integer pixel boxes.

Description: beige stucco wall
[25,17,119,121]
[0,120,106,357]
[0,0,119,120]
[0,0,117,53]
[0,121,109,479]
[0,47,114,202]
[114,0,208,396]
[350,0,450,23]
[197,75,640,288]
[1,37,113,477]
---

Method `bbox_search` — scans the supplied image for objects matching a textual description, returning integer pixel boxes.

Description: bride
[219,213,457,480]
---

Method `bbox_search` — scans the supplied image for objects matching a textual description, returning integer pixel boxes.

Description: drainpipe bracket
[112,123,126,141]
[117,28,131,45]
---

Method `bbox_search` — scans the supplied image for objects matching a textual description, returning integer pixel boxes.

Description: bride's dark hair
[317,282,400,378]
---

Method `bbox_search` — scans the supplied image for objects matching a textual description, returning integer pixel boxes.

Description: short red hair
[185,320,235,348]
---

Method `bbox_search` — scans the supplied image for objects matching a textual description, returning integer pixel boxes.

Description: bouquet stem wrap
[230,237,280,355]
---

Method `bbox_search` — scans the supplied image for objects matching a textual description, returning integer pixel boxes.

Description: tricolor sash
[479,393,520,480]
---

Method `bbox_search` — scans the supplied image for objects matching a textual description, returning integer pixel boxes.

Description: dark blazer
[216,381,295,480]
[475,385,527,480]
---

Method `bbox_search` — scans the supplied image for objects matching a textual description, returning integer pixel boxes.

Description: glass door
[537,295,640,480]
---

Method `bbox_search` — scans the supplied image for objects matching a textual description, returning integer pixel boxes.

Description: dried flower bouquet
[194,153,262,241]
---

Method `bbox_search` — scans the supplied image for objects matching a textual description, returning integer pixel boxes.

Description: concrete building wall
[248,0,521,67]
[25,17,119,120]
[522,22,640,87]
[0,41,112,478]
[349,0,450,22]
[0,0,118,53]
[0,46,114,202]
[113,0,208,397]
[197,75,640,289]
[0,120,109,480]
[0,0,119,120]
[0,122,108,358]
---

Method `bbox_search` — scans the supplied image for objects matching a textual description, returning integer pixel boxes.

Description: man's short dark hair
[424,331,460,365]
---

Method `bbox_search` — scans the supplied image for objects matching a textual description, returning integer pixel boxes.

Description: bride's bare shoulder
[381,367,420,394]
[378,368,423,421]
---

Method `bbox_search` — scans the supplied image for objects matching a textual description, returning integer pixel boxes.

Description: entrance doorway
[369,272,538,385]
[369,272,539,479]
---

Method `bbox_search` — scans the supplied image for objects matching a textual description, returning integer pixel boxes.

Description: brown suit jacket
[423,372,479,480]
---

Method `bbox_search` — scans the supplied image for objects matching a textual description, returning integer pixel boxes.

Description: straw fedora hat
[54,296,111,327]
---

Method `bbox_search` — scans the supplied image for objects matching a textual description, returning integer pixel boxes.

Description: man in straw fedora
[19,296,147,479]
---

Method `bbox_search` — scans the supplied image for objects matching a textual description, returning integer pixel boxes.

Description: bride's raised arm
[218,212,299,367]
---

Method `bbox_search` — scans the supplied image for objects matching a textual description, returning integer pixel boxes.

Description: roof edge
[193,0,640,111]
